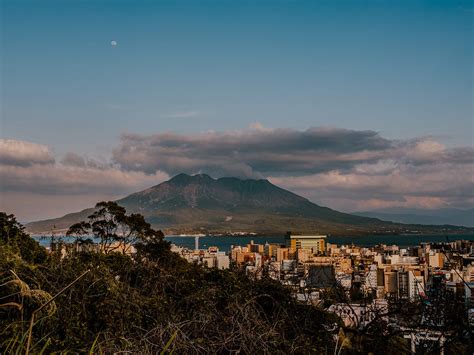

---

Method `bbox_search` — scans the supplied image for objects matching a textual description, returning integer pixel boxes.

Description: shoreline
[31,230,474,239]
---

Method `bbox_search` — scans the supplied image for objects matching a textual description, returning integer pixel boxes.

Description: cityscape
[41,230,474,352]
[174,234,474,353]
[1,0,472,353]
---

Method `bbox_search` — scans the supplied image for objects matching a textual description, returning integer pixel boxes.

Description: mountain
[25,174,473,236]
[355,208,474,228]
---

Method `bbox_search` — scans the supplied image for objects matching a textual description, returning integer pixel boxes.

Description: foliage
[1,207,339,354]
[66,201,164,254]
[3,205,470,353]
[0,212,47,266]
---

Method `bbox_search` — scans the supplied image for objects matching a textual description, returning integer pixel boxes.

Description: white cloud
[0,164,168,195]
[2,127,473,219]
[109,126,473,211]
[0,139,55,166]
[0,140,169,220]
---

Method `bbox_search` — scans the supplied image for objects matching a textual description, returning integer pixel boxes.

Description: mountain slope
[355,208,474,228]
[26,174,473,235]
[25,208,94,234]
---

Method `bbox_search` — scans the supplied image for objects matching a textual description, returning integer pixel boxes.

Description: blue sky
[3,0,472,156]
[1,0,473,220]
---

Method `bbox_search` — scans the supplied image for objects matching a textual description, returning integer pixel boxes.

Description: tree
[0,212,47,264]
[66,201,164,254]
[1,213,26,245]
[2,210,341,353]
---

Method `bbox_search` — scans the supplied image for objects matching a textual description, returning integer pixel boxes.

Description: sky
[1,0,473,221]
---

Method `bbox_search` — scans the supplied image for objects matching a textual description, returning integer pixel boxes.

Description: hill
[355,208,474,227]
[26,173,473,236]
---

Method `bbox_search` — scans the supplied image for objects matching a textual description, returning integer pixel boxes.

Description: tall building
[408,270,425,300]
[276,247,293,262]
[427,252,444,268]
[286,234,326,254]
[384,269,398,296]
[365,264,378,291]
[398,271,409,299]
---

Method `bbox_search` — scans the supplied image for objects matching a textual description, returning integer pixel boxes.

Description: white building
[408,271,425,300]
[328,299,388,328]
[365,264,378,291]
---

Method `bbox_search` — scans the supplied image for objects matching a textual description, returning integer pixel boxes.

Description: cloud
[0,141,168,220]
[2,125,473,219]
[0,164,168,195]
[1,191,126,222]
[0,139,55,166]
[61,152,87,168]
[60,152,106,169]
[111,124,474,210]
[112,125,393,177]
[0,141,169,196]
[268,158,474,211]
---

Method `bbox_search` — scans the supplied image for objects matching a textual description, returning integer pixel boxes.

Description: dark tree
[66,201,164,254]
[0,212,47,264]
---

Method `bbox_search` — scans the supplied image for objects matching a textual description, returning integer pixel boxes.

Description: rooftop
[289,235,327,239]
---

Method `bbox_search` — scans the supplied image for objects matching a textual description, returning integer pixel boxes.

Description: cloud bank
[1,125,473,219]
[0,139,55,167]
[0,139,169,219]
[0,139,168,195]
[112,127,393,177]
[111,125,474,211]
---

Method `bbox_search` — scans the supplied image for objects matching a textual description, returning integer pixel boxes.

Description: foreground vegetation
[1,207,339,353]
[2,204,471,354]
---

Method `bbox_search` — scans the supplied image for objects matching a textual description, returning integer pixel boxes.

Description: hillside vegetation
[1,209,340,354]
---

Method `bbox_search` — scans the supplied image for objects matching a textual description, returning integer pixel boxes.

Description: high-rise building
[365,264,378,290]
[286,233,326,254]
[408,270,425,300]
[384,269,398,296]
[398,271,409,299]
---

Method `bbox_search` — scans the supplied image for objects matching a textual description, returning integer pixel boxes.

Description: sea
[34,234,474,252]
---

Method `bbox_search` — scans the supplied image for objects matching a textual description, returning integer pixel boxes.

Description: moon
[110,40,117,47]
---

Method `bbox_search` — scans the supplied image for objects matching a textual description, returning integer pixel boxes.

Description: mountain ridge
[25,174,474,236]
[355,208,474,228]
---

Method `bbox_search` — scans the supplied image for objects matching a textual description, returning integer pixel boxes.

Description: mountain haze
[26,174,473,236]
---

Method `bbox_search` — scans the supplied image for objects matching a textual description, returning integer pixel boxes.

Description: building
[248,240,265,253]
[173,245,230,269]
[427,251,444,268]
[287,234,327,254]
[276,247,293,262]
[398,270,409,299]
[216,254,230,269]
[384,269,398,296]
[328,299,388,328]
[408,270,425,300]
[365,264,378,291]
[306,265,336,288]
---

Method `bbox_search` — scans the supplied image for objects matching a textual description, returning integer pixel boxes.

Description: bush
[0,213,339,354]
